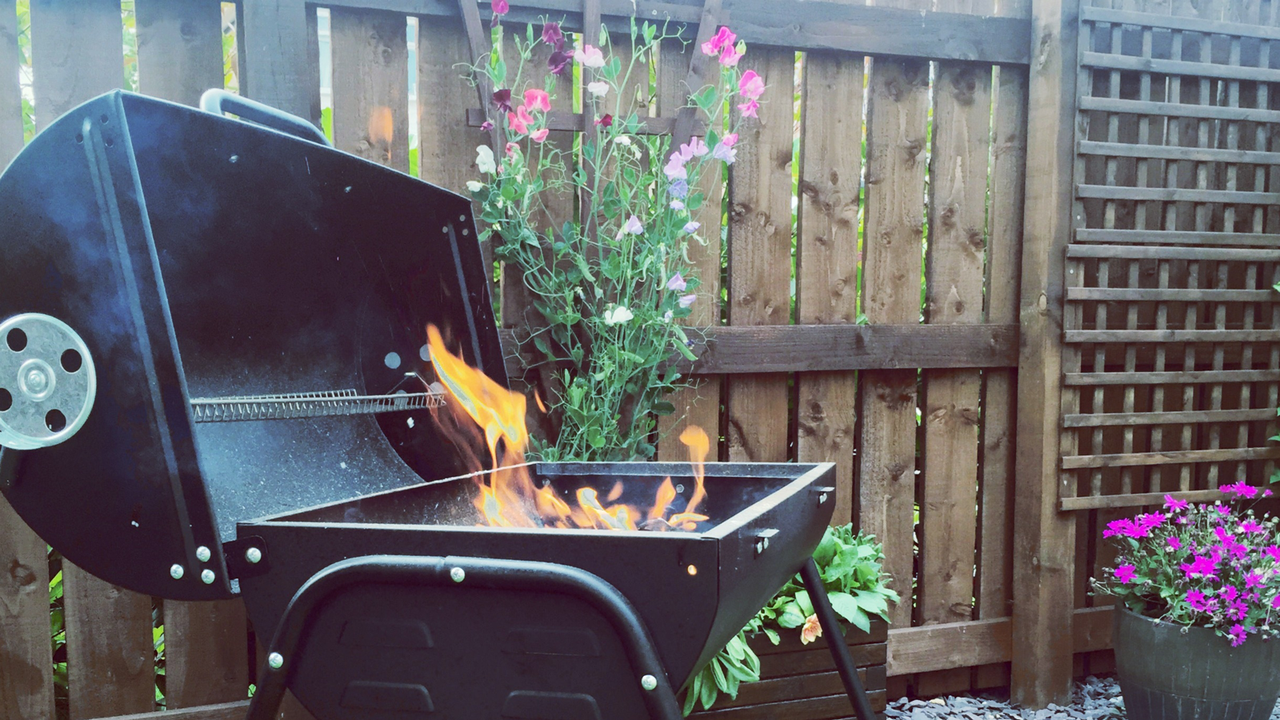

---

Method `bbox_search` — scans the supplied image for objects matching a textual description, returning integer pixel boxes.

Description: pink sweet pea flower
[800,613,822,645]
[1164,494,1189,511]
[679,136,709,161]
[530,128,549,142]
[491,0,509,15]
[700,26,737,57]
[1113,564,1137,583]
[505,141,519,157]
[574,44,605,68]
[524,88,551,113]
[508,105,533,135]
[721,132,739,148]
[616,215,644,239]
[737,99,760,118]
[664,152,688,181]
[739,70,765,100]
[719,42,744,66]
[667,273,687,292]
[480,120,494,132]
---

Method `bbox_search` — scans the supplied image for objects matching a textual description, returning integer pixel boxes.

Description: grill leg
[800,557,879,720]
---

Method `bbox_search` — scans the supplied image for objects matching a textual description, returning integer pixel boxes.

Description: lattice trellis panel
[1064,2,1280,512]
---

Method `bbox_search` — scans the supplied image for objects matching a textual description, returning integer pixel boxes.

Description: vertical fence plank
[134,4,252,706]
[418,15,486,194]
[136,0,223,107]
[0,496,54,720]
[165,601,248,708]
[726,47,794,463]
[30,0,123,130]
[796,50,864,527]
[28,5,156,717]
[330,9,408,172]
[63,562,153,719]
[1012,0,1078,706]
[858,50,928,628]
[0,0,21,162]
[0,6,50,718]
[240,0,310,119]
[973,58,1028,695]
[657,39,722,462]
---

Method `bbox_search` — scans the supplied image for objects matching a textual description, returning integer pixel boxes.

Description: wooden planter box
[689,618,888,720]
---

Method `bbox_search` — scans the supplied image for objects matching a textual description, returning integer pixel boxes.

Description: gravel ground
[887,675,1280,720]
[885,676,1127,720]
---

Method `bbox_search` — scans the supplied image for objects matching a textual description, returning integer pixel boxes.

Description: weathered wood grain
[858,46,929,629]
[29,0,123,131]
[725,47,794,463]
[1011,0,1078,705]
[240,0,312,120]
[331,8,409,172]
[0,496,53,720]
[136,0,224,108]
[63,562,153,719]
[796,48,865,527]
[164,600,248,708]
[418,16,489,193]
[0,0,23,163]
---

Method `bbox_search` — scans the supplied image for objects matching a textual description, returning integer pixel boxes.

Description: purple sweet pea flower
[678,294,696,309]
[492,88,513,113]
[682,221,701,234]
[615,215,644,241]
[548,50,573,76]
[711,140,737,164]
[667,273,687,292]
[668,179,689,198]
[542,22,566,51]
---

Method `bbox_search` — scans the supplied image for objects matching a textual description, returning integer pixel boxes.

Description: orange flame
[368,106,394,146]
[425,324,714,532]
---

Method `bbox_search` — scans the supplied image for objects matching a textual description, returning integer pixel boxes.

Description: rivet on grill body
[450,567,465,583]
[169,564,184,579]
[268,652,284,670]
[641,675,658,691]
[245,547,263,564]
[200,569,216,584]
[195,546,211,562]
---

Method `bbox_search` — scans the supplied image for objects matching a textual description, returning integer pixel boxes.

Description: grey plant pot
[1114,604,1280,720]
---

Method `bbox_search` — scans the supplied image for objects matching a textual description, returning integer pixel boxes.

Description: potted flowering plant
[1094,483,1280,720]
[467,10,762,460]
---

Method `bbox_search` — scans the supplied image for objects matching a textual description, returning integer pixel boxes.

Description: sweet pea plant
[1094,482,1280,647]
[467,7,763,461]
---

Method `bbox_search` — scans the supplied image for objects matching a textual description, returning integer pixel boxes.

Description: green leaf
[828,592,861,625]
[653,401,676,415]
[777,602,806,628]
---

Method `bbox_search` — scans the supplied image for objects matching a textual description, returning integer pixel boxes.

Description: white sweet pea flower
[466,180,485,192]
[476,145,496,174]
[603,305,634,325]
[587,81,609,97]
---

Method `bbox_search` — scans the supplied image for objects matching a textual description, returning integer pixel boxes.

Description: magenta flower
[1229,624,1249,647]
[1272,595,1280,610]
[1167,536,1183,550]
[1113,564,1137,583]
[1222,585,1239,602]
[739,70,765,100]
[721,133,739,148]
[491,0,508,15]
[595,114,613,128]
[1222,482,1260,499]
[678,294,697,309]
[1186,589,1214,612]
[700,26,737,57]
[682,221,701,234]
[548,49,573,76]
[542,22,565,51]
[1265,545,1280,562]
[1164,494,1190,511]
[1104,518,1150,539]
[1241,519,1266,535]
[1247,572,1264,590]
[737,99,760,118]
[524,89,551,113]
[1181,554,1218,579]
[1136,512,1167,531]
[1216,505,1232,515]
[492,88,513,113]
[667,273,687,292]
[574,44,605,69]
[664,152,688,181]
[480,120,494,132]
[719,42,744,67]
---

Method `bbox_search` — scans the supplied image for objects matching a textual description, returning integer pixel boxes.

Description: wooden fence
[2,0,1276,717]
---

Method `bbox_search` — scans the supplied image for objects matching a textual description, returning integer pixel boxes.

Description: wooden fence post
[240,0,313,121]
[1011,0,1079,708]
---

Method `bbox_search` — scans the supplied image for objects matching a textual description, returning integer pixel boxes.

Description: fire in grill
[0,90,876,720]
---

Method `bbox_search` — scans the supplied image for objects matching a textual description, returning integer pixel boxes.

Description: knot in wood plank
[7,558,37,590]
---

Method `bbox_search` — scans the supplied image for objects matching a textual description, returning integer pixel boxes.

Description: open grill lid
[0,91,504,600]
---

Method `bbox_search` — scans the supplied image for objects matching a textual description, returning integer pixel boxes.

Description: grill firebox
[0,91,876,720]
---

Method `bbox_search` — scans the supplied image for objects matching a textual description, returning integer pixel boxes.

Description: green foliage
[683,526,898,715]
[469,19,749,461]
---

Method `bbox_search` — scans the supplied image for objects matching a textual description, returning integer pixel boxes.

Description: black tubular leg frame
[801,557,879,720]
[243,554,684,720]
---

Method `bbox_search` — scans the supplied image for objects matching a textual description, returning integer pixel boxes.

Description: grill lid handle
[199,89,332,148]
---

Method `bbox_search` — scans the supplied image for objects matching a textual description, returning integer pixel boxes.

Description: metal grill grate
[189,389,445,423]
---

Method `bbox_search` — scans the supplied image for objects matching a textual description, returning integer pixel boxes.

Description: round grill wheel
[0,313,96,451]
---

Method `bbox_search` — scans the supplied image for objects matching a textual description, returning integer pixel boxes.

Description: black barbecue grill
[0,90,876,720]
